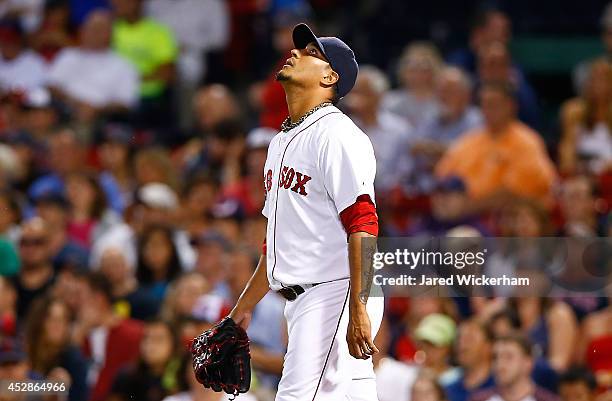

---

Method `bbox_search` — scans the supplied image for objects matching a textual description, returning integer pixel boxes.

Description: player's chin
[276,69,292,82]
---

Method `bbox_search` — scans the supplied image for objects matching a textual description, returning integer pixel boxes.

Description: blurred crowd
[0,1,610,401]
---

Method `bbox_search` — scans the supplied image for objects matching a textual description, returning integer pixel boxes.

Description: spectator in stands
[97,246,159,320]
[97,123,135,210]
[92,181,195,275]
[382,42,442,128]
[34,193,89,271]
[436,81,556,207]
[28,127,124,213]
[47,10,139,125]
[220,127,275,218]
[558,367,598,401]
[192,231,230,299]
[146,0,229,128]
[182,84,246,185]
[445,319,495,401]
[559,59,612,175]
[192,84,241,136]
[0,337,43,394]
[407,176,488,236]
[346,65,412,193]
[410,67,483,193]
[470,334,560,401]
[29,0,75,62]
[447,8,512,76]
[49,263,87,317]
[573,2,612,95]
[65,171,121,249]
[559,175,607,236]
[107,319,183,401]
[477,42,540,129]
[145,0,228,85]
[72,272,143,401]
[17,87,60,144]
[13,217,55,318]
[136,224,182,303]
[412,313,459,386]
[227,247,285,397]
[178,174,217,238]
[159,271,209,324]
[0,277,17,336]
[577,301,612,392]
[133,147,179,191]
[0,18,47,92]
[411,371,449,401]
[509,298,578,373]
[110,0,178,136]
[497,197,552,237]
[24,296,89,401]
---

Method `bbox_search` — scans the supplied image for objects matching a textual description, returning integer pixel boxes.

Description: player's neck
[285,89,332,123]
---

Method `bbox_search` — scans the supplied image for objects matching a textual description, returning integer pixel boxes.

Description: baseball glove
[190,317,251,399]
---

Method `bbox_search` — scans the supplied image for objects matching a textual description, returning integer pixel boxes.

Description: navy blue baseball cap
[292,23,358,99]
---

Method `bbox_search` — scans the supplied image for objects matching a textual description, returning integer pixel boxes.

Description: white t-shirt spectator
[48,48,139,108]
[146,0,229,82]
[0,50,47,92]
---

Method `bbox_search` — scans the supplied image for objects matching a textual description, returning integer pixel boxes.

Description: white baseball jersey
[262,105,376,290]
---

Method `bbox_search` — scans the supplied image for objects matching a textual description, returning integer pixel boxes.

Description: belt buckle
[279,286,299,301]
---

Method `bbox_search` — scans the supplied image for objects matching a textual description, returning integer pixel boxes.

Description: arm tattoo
[359,238,377,305]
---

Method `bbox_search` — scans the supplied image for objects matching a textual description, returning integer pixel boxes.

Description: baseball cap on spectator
[21,87,52,109]
[246,127,276,150]
[292,23,359,99]
[190,231,230,251]
[98,123,134,146]
[0,337,26,365]
[414,313,457,347]
[434,176,466,193]
[33,192,70,210]
[137,183,178,210]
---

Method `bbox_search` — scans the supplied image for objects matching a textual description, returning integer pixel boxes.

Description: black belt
[277,283,320,301]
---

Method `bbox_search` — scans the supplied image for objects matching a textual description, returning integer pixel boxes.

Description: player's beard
[276,70,291,82]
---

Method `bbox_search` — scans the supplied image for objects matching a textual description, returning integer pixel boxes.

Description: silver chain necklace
[280,102,333,132]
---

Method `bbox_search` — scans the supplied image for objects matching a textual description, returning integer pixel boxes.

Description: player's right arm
[228,253,270,330]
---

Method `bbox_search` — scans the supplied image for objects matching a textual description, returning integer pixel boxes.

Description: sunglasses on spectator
[19,237,47,247]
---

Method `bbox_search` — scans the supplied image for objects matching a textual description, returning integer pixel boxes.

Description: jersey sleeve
[318,121,377,214]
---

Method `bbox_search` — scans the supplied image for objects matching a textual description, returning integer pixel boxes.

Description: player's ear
[321,68,339,87]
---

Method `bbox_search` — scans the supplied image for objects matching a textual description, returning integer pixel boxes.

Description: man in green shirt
[110,0,178,100]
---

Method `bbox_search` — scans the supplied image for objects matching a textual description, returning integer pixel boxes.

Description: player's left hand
[347,304,379,359]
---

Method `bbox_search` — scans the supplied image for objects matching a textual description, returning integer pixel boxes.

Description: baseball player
[228,23,384,401]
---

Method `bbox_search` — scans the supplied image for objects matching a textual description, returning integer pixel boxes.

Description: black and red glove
[190,317,251,399]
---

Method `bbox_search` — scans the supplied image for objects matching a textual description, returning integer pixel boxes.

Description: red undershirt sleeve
[339,194,379,237]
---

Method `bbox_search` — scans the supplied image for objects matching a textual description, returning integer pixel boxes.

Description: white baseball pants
[275,279,384,401]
